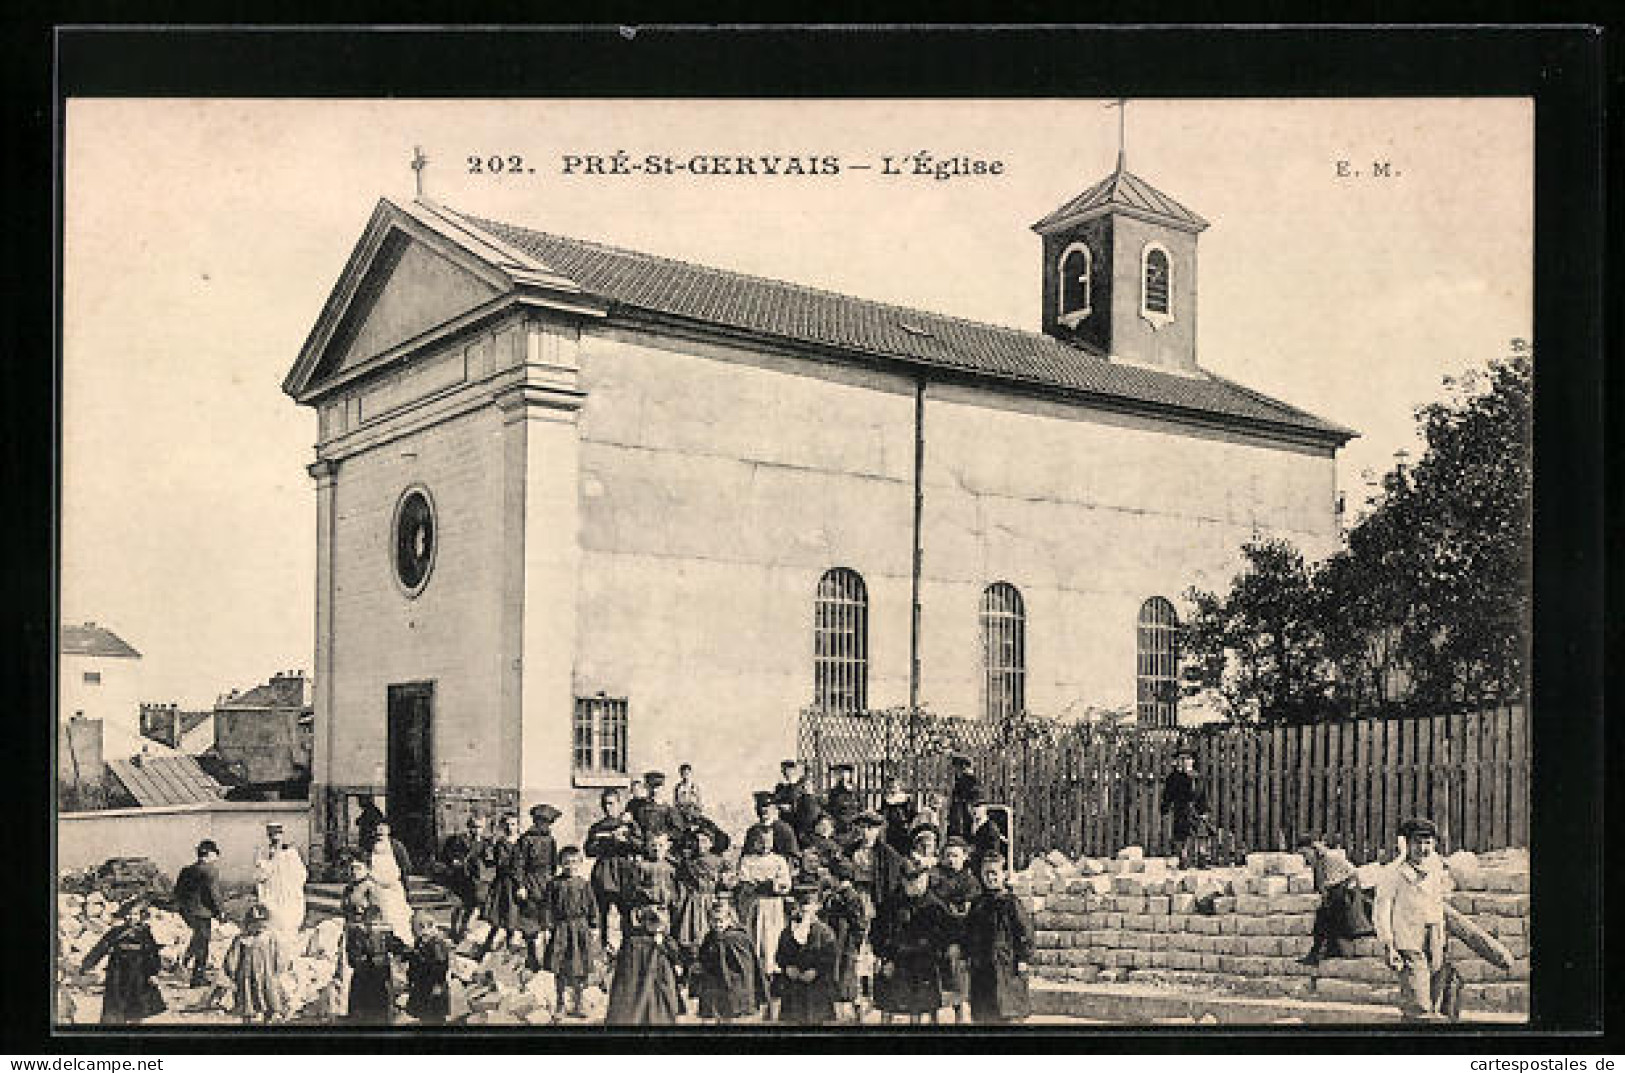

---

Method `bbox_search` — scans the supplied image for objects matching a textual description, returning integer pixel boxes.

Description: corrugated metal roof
[106,755,226,807]
[459,209,1347,441]
[1031,166,1209,234]
[60,623,141,659]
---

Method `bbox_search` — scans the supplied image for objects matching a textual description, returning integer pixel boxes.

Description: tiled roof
[60,623,141,659]
[106,754,226,808]
[221,675,310,710]
[459,209,1347,442]
[1031,166,1209,234]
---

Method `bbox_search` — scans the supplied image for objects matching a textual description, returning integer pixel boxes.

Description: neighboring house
[210,670,315,793]
[59,623,145,759]
[104,750,226,809]
[282,158,1354,866]
[139,703,216,753]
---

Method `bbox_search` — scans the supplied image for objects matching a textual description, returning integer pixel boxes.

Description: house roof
[455,206,1349,444]
[221,675,311,710]
[60,623,141,659]
[106,754,226,807]
[1030,164,1210,235]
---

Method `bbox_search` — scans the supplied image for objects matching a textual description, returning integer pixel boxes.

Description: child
[1296,833,1374,964]
[818,856,870,1024]
[848,810,905,922]
[908,825,941,871]
[931,835,979,1024]
[880,775,918,855]
[734,826,793,984]
[403,909,452,1024]
[517,803,561,970]
[80,898,166,1025]
[544,846,600,1019]
[871,858,951,1025]
[672,826,725,966]
[632,829,680,920]
[222,902,290,1024]
[606,904,683,1025]
[1373,817,1455,1021]
[585,788,640,950]
[339,904,403,1025]
[964,853,1034,1024]
[481,813,527,958]
[692,900,769,1024]
[914,791,945,839]
[439,814,493,942]
[673,762,704,822]
[776,884,839,1025]
[800,812,843,869]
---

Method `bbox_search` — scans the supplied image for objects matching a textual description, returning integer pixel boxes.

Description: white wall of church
[326,403,510,793]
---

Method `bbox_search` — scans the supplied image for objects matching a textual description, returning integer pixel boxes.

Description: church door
[386,682,436,872]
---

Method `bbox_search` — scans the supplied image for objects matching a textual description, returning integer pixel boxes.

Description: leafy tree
[1181,349,1531,720]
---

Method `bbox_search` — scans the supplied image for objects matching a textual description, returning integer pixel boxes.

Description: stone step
[1031,980,1527,1026]
[304,879,459,915]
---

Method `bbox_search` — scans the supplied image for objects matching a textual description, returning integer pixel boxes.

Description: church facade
[283,164,1352,865]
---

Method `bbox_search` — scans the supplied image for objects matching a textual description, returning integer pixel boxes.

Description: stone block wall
[1013,847,1529,1017]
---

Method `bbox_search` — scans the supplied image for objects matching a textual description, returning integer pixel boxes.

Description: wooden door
[386,682,435,871]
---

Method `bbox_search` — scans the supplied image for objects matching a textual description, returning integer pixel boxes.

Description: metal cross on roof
[411,145,429,198]
[1105,98,1128,171]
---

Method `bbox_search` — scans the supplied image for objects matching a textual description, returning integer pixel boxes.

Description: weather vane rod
[1105,98,1128,171]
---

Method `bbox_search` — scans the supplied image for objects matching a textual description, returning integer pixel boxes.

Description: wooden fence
[798,705,1528,866]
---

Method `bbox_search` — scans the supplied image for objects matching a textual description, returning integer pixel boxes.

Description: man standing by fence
[1160,749,1211,869]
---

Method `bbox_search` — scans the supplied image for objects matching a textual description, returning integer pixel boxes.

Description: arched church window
[814,568,868,714]
[1142,245,1172,317]
[981,582,1026,721]
[1136,596,1179,727]
[1058,243,1091,321]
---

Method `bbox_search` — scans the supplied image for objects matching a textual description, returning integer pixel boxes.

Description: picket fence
[797,705,1529,866]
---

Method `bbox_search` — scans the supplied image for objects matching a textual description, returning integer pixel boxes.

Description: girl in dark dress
[517,804,561,970]
[543,847,600,1018]
[931,836,980,1024]
[872,858,952,1024]
[481,814,526,958]
[605,905,683,1025]
[403,910,452,1024]
[672,826,725,966]
[776,885,839,1026]
[818,857,870,1023]
[80,900,166,1025]
[692,900,769,1024]
[964,855,1034,1024]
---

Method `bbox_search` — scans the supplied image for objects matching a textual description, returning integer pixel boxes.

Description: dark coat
[774,780,823,839]
[585,816,640,897]
[483,837,526,930]
[824,784,863,836]
[343,919,404,1025]
[965,888,1034,1023]
[439,832,494,908]
[851,838,907,910]
[872,890,953,1014]
[606,930,683,1025]
[820,882,870,1002]
[969,814,1010,871]
[637,802,685,847]
[693,924,768,1020]
[881,797,918,855]
[948,771,982,838]
[403,933,451,1023]
[543,876,599,980]
[174,860,223,921]
[516,828,558,931]
[82,923,166,1024]
[1160,769,1210,840]
[776,919,839,1025]
[746,818,800,860]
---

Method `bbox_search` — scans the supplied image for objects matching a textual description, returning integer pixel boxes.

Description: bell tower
[1033,153,1209,374]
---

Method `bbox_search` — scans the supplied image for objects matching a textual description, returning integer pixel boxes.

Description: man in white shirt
[1372,817,1453,1020]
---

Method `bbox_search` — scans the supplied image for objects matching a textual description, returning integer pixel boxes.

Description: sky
[61,98,1531,707]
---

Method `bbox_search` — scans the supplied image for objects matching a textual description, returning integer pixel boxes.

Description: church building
[283,159,1353,866]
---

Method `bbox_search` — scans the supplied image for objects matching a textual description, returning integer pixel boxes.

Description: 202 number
[468,155,529,174]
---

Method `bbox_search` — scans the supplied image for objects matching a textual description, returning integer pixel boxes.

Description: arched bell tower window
[1141,243,1173,323]
[1057,242,1092,325]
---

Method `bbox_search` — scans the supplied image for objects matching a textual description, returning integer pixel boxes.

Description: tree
[1181,348,1532,720]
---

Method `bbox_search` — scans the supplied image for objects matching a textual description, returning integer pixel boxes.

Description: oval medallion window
[393,487,437,597]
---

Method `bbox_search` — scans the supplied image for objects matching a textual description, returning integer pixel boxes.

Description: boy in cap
[931,835,980,1024]
[749,790,801,859]
[947,753,982,839]
[80,898,166,1024]
[848,810,905,919]
[517,803,562,969]
[872,857,951,1024]
[777,883,839,1025]
[774,759,822,841]
[439,812,494,942]
[824,762,862,837]
[639,770,684,847]
[1374,817,1455,1021]
[585,788,641,951]
[965,853,1034,1024]
[173,839,223,986]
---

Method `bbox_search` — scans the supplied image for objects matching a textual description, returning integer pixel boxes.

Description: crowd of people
[403,754,1029,1027]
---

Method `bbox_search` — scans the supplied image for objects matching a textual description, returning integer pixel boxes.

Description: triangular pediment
[283,199,598,401]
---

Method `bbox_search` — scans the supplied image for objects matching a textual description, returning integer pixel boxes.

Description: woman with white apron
[365,820,415,942]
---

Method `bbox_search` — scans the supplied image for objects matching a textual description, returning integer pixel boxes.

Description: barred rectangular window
[814,568,868,714]
[1136,597,1179,727]
[981,582,1026,720]
[573,696,628,779]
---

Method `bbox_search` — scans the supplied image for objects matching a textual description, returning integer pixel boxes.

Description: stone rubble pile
[1011,844,1529,1015]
